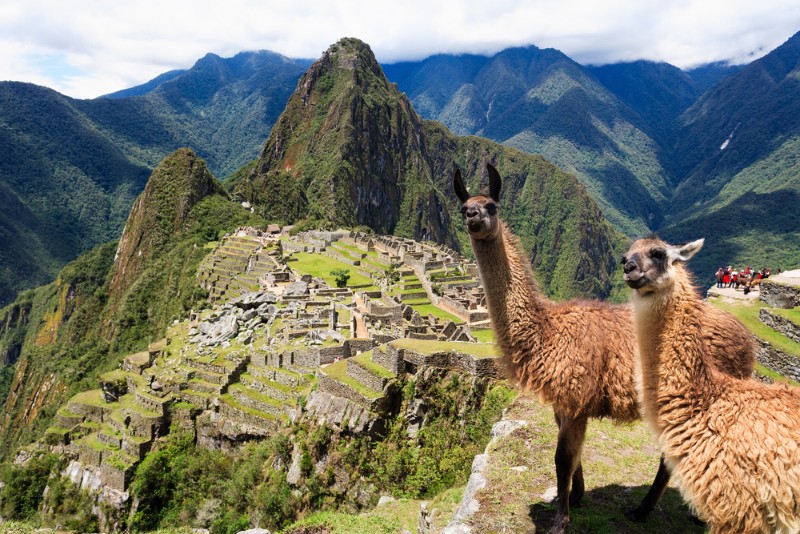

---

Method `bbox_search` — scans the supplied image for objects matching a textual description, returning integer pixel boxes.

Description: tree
[330,269,350,288]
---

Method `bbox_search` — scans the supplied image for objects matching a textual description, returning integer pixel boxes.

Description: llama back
[664,376,800,533]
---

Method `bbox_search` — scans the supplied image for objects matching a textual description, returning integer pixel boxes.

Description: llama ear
[486,163,502,202]
[669,238,704,263]
[453,169,470,203]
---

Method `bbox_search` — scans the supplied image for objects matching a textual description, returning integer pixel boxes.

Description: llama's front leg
[551,415,587,534]
[625,454,670,521]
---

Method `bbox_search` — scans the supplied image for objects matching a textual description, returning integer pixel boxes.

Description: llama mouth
[467,222,483,233]
[624,275,648,289]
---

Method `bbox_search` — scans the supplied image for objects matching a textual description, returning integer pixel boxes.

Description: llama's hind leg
[625,454,670,522]
[551,414,587,533]
[570,462,585,507]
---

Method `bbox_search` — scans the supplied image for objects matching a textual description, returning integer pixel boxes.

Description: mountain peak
[108,149,224,305]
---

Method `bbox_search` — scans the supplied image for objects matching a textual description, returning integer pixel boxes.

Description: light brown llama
[623,236,800,533]
[454,164,756,532]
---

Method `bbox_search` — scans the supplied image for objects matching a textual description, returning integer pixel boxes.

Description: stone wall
[756,339,800,382]
[760,309,800,343]
[218,400,279,431]
[346,359,388,392]
[373,344,404,375]
[317,373,375,408]
[344,338,375,357]
[761,280,800,309]
[398,346,502,379]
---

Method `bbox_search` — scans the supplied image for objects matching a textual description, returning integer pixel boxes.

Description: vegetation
[330,269,351,288]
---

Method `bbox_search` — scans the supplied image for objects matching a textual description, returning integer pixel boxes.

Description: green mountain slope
[0,52,307,306]
[0,149,264,458]
[661,31,800,276]
[384,46,672,236]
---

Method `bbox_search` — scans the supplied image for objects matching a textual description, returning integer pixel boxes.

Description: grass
[411,303,464,324]
[69,389,107,407]
[390,338,500,359]
[708,297,800,358]
[282,487,463,533]
[351,351,395,379]
[472,329,496,343]
[289,252,374,288]
[320,360,382,400]
[471,394,705,533]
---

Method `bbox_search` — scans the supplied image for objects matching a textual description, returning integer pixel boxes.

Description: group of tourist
[714,265,772,289]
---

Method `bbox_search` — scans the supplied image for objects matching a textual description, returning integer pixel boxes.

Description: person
[716,267,724,288]
[730,268,738,289]
[723,266,731,287]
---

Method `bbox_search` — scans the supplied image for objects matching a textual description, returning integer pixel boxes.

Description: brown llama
[454,164,755,532]
[623,236,800,533]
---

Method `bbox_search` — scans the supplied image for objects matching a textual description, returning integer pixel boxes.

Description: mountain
[0,148,264,458]
[0,38,627,457]
[235,38,624,299]
[101,69,186,99]
[0,82,152,306]
[0,51,308,306]
[383,46,673,237]
[662,31,800,276]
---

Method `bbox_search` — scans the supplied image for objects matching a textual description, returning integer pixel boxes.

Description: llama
[454,164,755,532]
[623,236,800,533]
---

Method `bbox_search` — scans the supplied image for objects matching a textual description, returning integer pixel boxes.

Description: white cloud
[0,0,798,98]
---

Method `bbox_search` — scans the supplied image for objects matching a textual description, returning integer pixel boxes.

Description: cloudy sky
[2,0,799,99]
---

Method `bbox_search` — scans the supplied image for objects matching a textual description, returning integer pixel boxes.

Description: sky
[1,0,799,99]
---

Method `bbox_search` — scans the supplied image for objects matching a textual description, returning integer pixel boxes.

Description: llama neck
[471,221,549,352]
[632,267,715,434]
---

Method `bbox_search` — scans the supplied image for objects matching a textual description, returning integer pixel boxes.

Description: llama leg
[552,415,587,533]
[570,461,585,507]
[625,454,670,521]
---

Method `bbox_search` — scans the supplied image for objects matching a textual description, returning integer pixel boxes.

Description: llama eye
[651,249,666,260]
[460,206,467,215]
[486,204,497,215]
[620,256,627,265]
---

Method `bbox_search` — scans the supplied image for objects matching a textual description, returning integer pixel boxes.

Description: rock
[236,529,270,534]
[286,443,303,486]
[490,419,528,440]
[446,454,488,528]
[377,495,395,506]
[284,281,309,296]
[232,291,278,310]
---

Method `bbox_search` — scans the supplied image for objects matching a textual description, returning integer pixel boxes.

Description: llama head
[453,163,502,240]
[621,236,704,296]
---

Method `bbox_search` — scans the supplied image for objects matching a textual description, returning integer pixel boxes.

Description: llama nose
[465,207,478,218]
[623,260,639,274]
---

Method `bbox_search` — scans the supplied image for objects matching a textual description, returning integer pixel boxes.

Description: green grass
[411,303,464,324]
[69,389,107,407]
[351,351,395,379]
[471,395,705,533]
[390,338,500,359]
[321,360,382,400]
[289,252,374,288]
[770,305,800,326]
[708,297,800,358]
[472,329,496,343]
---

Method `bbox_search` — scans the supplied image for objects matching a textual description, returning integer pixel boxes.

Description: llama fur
[624,236,800,533]
[454,164,756,531]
